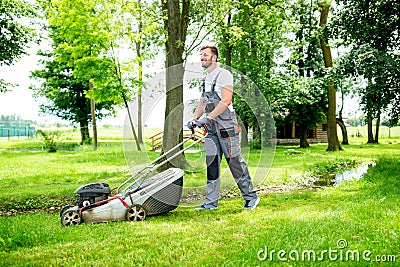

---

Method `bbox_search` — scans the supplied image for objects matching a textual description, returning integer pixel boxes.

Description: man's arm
[207,85,233,120]
[193,97,205,120]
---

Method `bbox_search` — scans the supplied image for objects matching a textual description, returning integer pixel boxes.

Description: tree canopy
[0,0,36,92]
[333,0,400,142]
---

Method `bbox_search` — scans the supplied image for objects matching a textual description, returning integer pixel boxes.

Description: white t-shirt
[203,67,234,111]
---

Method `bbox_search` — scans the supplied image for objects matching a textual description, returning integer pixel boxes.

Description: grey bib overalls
[201,71,257,206]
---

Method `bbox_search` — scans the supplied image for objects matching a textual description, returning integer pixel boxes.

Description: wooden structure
[276,121,328,145]
[149,129,205,151]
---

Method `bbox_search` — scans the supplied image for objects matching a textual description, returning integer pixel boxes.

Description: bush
[36,130,62,152]
[249,140,261,150]
[309,158,359,175]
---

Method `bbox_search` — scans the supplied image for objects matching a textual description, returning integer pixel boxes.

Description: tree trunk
[136,0,144,145]
[79,120,90,145]
[337,83,349,145]
[163,65,186,168]
[252,123,261,148]
[318,3,342,151]
[122,92,141,151]
[367,110,375,143]
[137,66,143,145]
[299,125,309,148]
[89,80,98,150]
[90,98,98,150]
[296,10,305,78]
[374,114,380,143]
[161,0,190,169]
[223,13,233,68]
[326,87,342,150]
[336,117,349,145]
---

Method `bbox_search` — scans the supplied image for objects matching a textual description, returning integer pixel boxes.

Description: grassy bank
[0,155,399,266]
[0,127,399,266]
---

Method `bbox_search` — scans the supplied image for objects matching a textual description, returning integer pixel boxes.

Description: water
[314,162,375,187]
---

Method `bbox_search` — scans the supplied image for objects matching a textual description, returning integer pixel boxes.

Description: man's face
[200,48,216,69]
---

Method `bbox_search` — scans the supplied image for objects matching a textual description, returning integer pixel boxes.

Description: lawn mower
[60,128,206,226]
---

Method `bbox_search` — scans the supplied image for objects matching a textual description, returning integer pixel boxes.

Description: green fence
[0,126,36,138]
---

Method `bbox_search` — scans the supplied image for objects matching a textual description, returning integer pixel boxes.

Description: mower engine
[74,182,111,208]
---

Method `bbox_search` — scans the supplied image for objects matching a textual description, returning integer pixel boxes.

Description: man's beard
[201,60,212,69]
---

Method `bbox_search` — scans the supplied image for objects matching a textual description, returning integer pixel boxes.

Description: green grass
[344,126,400,141]
[0,127,399,266]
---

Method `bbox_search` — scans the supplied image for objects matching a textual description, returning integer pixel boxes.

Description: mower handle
[116,126,207,194]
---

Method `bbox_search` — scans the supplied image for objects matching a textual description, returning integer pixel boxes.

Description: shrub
[36,130,62,152]
[249,140,261,150]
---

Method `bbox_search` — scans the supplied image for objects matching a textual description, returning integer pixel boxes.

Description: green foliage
[30,48,117,144]
[31,0,129,144]
[0,0,37,92]
[0,115,34,126]
[36,129,62,152]
[0,0,36,66]
[249,140,261,150]
[381,117,400,127]
[216,1,287,144]
[346,115,366,127]
[281,76,327,128]
[42,0,161,105]
[3,196,68,212]
[308,158,358,176]
[33,0,163,148]
[43,0,122,99]
[333,0,400,127]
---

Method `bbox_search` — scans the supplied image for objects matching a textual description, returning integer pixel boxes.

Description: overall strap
[202,70,222,93]
[211,71,222,92]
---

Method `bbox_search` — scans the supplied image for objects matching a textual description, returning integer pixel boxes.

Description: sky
[0,43,46,122]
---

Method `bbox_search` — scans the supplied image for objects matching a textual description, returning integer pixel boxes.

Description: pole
[89,79,98,150]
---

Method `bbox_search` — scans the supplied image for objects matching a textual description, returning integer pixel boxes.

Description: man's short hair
[201,45,218,58]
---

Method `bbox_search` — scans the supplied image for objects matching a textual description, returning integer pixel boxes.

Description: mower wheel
[126,205,147,222]
[61,209,81,226]
[60,204,75,217]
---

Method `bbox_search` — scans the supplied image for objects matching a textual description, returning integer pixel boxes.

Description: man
[188,45,260,210]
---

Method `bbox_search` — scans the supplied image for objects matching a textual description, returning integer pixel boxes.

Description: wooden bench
[149,129,205,151]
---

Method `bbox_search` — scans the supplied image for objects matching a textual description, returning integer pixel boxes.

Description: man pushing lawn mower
[187,45,260,211]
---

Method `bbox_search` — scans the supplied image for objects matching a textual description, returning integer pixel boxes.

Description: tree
[43,0,113,147]
[216,0,286,147]
[122,0,163,146]
[279,0,328,148]
[335,75,356,145]
[318,0,342,151]
[0,0,36,92]
[160,0,190,168]
[40,0,146,149]
[279,76,327,148]
[31,50,115,145]
[334,0,400,143]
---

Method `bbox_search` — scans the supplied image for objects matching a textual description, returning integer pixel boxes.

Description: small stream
[313,162,375,187]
